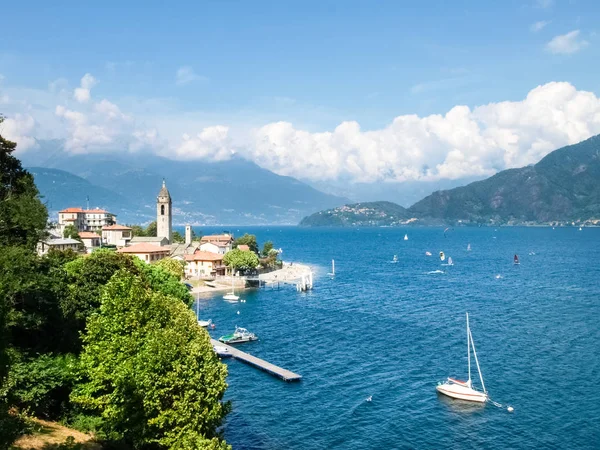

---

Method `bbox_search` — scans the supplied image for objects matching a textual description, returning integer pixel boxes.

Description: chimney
[185,225,192,245]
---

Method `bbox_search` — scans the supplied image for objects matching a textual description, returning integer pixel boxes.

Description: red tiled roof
[184,251,224,262]
[102,225,132,231]
[200,234,233,243]
[200,241,228,248]
[59,207,85,213]
[237,245,250,251]
[117,243,170,254]
[79,232,100,239]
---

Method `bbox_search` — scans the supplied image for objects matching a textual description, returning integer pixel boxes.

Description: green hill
[300,135,600,227]
[299,201,412,227]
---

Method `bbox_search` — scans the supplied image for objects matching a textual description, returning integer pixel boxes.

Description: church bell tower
[157,179,172,243]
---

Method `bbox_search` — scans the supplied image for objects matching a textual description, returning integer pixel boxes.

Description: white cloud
[530,20,550,32]
[172,126,233,160]
[175,66,207,86]
[0,114,37,151]
[246,82,600,182]
[73,73,97,103]
[546,30,589,54]
[536,0,553,8]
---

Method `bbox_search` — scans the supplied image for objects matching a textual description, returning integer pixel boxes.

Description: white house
[58,207,117,234]
[199,241,230,255]
[37,238,82,256]
[199,234,233,253]
[102,225,132,247]
[117,243,170,263]
[79,231,101,253]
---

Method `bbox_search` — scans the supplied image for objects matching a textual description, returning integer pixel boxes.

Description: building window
[161,205,165,215]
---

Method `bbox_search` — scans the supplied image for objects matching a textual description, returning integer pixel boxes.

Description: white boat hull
[436,383,487,403]
[223,294,239,301]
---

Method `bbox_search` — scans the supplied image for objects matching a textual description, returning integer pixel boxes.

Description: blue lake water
[192,226,600,449]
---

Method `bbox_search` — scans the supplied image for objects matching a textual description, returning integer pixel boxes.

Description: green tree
[261,240,274,257]
[172,230,185,243]
[61,250,140,352]
[72,272,230,449]
[154,258,185,280]
[62,224,80,240]
[0,117,48,250]
[129,224,145,237]
[145,221,157,237]
[134,259,192,307]
[233,233,258,253]
[223,248,259,272]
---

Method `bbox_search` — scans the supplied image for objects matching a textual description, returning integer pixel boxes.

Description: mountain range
[301,135,600,226]
[22,140,349,225]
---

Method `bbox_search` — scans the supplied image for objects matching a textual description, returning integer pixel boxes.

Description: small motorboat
[219,327,258,344]
[439,251,445,261]
[204,281,216,288]
[513,254,520,265]
[198,319,212,328]
[212,344,232,358]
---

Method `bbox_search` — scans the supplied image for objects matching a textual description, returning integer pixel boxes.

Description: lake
[190,226,600,449]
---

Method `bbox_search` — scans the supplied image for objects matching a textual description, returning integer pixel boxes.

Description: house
[130,236,170,247]
[117,243,170,263]
[237,244,250,251]
[199,241,230,255]
[79,231,101,253]
[102,225,132,247]
[199,234,233,253]
[37,238,82,256]
[184,251,226,278]
[58,207,117,234]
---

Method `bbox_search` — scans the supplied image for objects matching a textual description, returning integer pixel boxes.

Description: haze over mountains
[22,140,349,225]
[301,135,600,226]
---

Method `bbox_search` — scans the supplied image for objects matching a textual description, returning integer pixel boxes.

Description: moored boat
[436,313,489,404]
[219,327,258,344]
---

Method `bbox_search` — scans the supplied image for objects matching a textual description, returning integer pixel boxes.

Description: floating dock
[211,339,302,382]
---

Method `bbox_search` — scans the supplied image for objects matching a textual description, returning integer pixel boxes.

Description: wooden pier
[211,339,302,382]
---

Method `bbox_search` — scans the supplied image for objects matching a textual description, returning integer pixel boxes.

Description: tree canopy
[62,224,80,241]
[154,258,185,280]
[223,248,259,271]
[72,272,230,449]
[233,233,258,253]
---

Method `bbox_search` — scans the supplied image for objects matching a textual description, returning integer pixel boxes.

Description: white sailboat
[467,243,471,252]
[392,255,398,263]
[196,300,212,327]
[436,313,488,403]
[223,274,239,301]
[447,256,453,266]
[404,234,408,241]
[328,259,335,276]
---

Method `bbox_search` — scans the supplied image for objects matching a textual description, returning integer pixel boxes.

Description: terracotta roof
[184,251,224,262]
[102,225,132,231]
[237,245,250,251]
[200,234,233,243]
[117,243,170,254]
[59,207,85,213]
[200,241,228,248]
[79,232,100,239]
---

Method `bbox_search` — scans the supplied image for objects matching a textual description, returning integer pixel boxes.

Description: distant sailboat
[448,256,453,266]
[404,234,409,241]
[467,243,471,252]
[196,300,211,327]
[223,275,240,301]
[436,313,488,403]
[513,254,520,265]
[579,226,583,231]
[440,251,445,262]
[392,255,398,263]
[328,259,335,276]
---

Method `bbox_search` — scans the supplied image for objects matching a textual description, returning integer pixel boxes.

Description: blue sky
[2,0,600,185]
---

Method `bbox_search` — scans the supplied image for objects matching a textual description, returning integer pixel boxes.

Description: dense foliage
[154,257,185,279]
[233,233,259,253]
[62,224,81,240]
[72,273,230,449]
[223,248,260,272]
[0,125,230,449]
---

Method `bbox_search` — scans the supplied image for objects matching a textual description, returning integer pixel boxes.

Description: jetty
[211,339,302,382]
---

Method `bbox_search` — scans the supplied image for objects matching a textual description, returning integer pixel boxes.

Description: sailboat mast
[332,259,335,275]
[469,328,486,393]
[467,312,471,383]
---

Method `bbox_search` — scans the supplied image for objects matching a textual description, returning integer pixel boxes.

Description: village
[36,180,314,292]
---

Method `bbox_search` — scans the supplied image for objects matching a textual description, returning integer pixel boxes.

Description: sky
[2,0,600,186]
